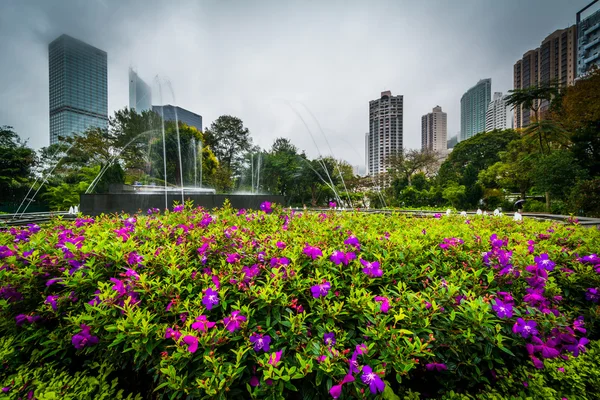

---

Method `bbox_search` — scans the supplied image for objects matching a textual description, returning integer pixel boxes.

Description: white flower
[460,211,467,217]
[476,209,482,215]
[446,209,452,216]
[513,212,522,221]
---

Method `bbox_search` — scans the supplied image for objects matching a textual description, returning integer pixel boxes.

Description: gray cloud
[0,0,589,167]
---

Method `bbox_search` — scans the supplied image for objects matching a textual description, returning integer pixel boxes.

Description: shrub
[1,204,599,399]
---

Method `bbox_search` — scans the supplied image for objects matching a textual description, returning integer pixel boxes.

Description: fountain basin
[80,184,284,215]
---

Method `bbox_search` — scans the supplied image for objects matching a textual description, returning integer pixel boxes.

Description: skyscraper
[152,105,203,132]
[49,34,108,145]
[577,0,600,77]
[513,26,577,128]
[460,79,491,142]
[129,68,152,112]
[421,105,447,152]
[485,92,511,132]
[365,91,403,176]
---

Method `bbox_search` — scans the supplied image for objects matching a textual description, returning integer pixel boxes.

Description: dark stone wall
[80,194,285,215]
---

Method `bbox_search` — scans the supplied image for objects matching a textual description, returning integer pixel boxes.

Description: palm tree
[506,83,559,122]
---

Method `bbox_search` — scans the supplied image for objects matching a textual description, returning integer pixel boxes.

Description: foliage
[0,126,36,207]
[204,116,253,175]
[0,336,141,400]
[567,178,600,218]
[387,149,438,187]
[3,206,599,398]
[531,151,587,200]
[438,130,519,191]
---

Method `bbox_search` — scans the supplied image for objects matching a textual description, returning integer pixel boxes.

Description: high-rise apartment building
[129,68,152,112]
[485,92,511,131]
[460,79,491,142]
[152,105,203,132]
[513,26,577,128]
[421,106,447,152]
[577,0,600,77]
[49,34,108,145]
[365,91,403,176]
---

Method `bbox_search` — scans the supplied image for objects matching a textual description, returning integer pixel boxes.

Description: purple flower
[535,254,555,271]
[46,295,59,311]
[564,337,589,357]
[439,237,464,250]
[499,264,520,277]
[573,316,586,334]
[329,202,337,208]
[425,362,448,372]
[355,343,368,355]
[324,332,336,346]
[330,250,356,266]
[249,333,271,352]
[118,266,136,279]
[579,254,600,265]
[512,318,538,339]
[311,281,331,298]
[223,310,246,332]
[173,204,184,212]
[303,245,323,260]
[527,240,536,254]
[276,241,286,249]
[72,324,99,349]
[361,365,385,394]
[15,314,41,326]
[374,296,390,313]
[165,327,181,341]
[182,335,199,353]
[360,259,383,278]
[344,236,361,250]
[586,288,600,303]
[490,234,506,248]
[268,350,283,366]
[531,336,560,359]
[260,201,273,214]
[242,264,260,282]
[202,287,219,310]
[110,278,127,296]
[330,384,343,399]
[226,253,241,264]
[127,251,144,267]
[2,387,10,393]
[492,299,513,319]
[191,315,216,332]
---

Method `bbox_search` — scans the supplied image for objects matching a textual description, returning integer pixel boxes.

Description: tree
[478,138,536,200]
[109,108,164,170]
[531,150,587,201]
[505,83,559,122]
[438,129,519,187]
[204,116,252,176]
[0,126,36,207]
[387,149,438,187]
[554,68,600,176]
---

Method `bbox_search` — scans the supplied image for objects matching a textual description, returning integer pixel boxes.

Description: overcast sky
[0,0,589,167]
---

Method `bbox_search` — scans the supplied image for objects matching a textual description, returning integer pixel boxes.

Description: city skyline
[0,0,590,167]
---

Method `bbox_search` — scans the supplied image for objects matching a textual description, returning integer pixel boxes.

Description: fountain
[79,76,283,215]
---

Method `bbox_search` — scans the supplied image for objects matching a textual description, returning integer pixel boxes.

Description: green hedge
[1,203,599,399]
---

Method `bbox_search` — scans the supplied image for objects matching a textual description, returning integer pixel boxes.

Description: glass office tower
[460,78,491,142]
[49,34,108,145]
[129,68,152,112]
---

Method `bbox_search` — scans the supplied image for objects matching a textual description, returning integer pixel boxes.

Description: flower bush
[1,202,599,399]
